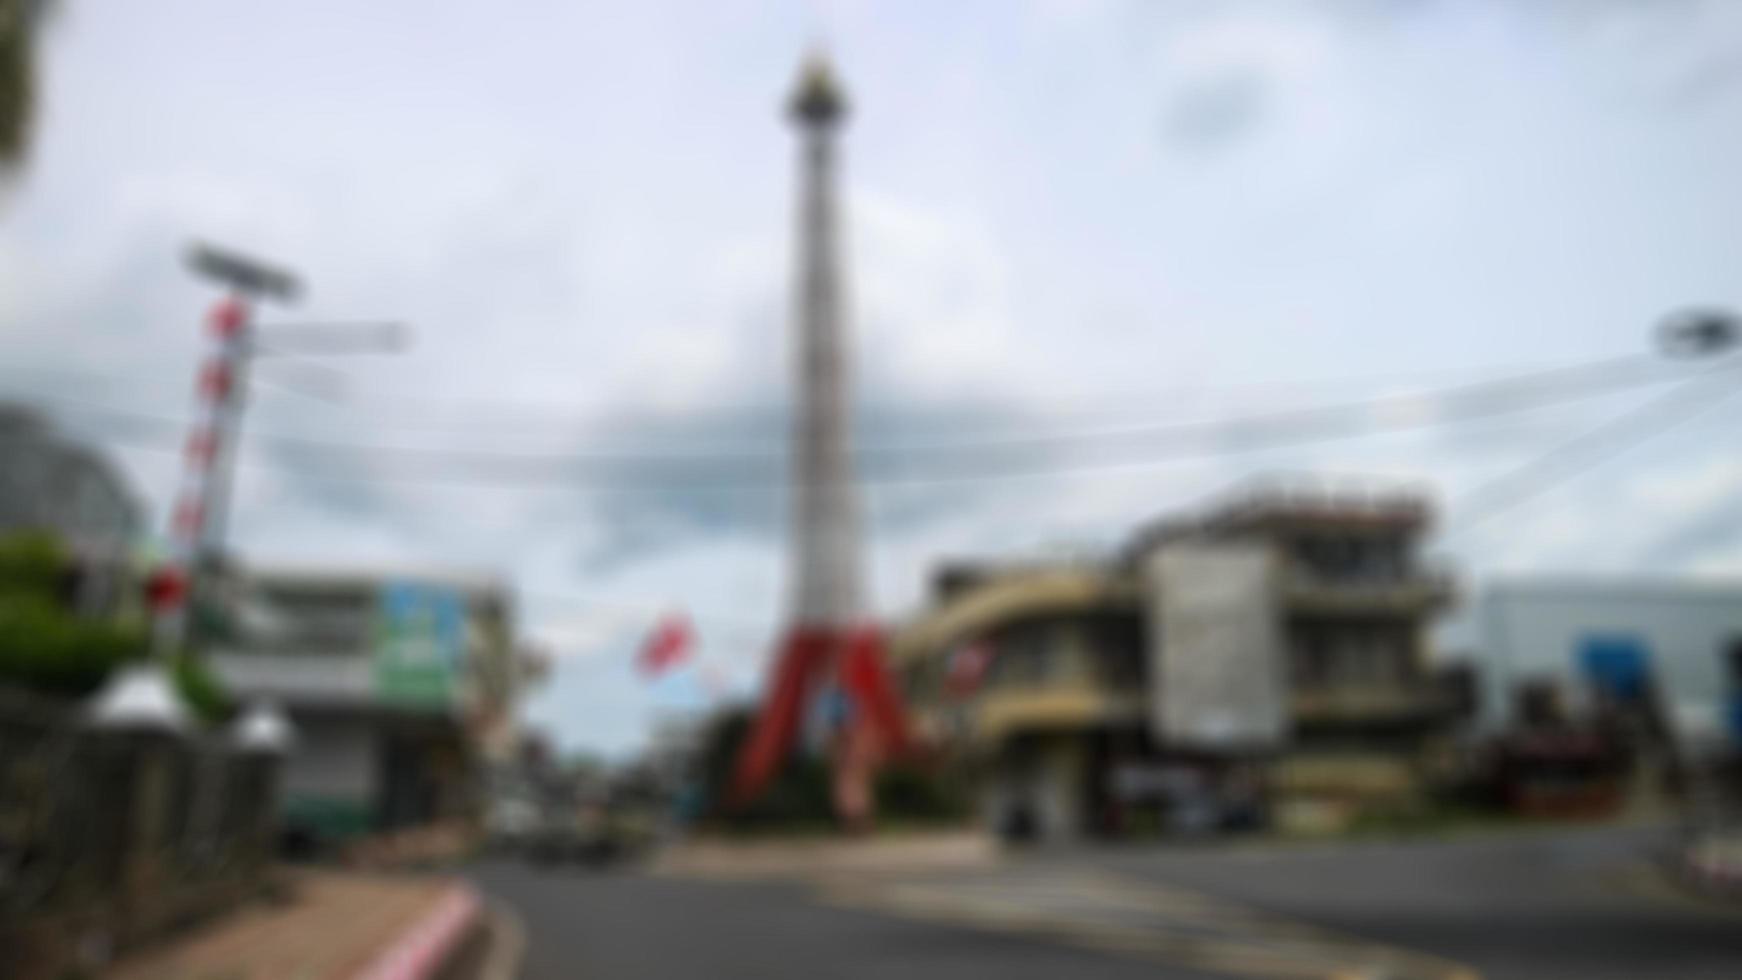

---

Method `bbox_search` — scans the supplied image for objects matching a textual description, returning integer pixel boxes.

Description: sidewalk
[104,871,479,980]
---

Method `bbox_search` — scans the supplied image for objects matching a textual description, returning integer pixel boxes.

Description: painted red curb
[354,885,481,980]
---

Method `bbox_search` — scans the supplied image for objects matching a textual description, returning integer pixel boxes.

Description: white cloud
[1628,455,1742,514]
[6,0,1742,757]
[1686,552,1742,579]
[526,607,644,662]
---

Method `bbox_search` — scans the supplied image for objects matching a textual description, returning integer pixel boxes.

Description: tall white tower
[787,54,863,630]
[733,56,909,813]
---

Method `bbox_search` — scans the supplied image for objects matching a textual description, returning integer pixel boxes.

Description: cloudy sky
[3,0,1740,756]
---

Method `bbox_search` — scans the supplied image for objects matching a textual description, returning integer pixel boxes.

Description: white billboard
[1146,543,1286,749]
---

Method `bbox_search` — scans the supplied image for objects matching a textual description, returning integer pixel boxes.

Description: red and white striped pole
[147,294,254,658]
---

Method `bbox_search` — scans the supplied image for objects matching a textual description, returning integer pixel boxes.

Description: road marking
[1605,860,1742,920]
[817,867,1479,980]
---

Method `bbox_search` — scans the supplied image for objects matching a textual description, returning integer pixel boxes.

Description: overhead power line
[221,351,1694,444]
[9,355,1736,491]
[1447,372,1742,533]
[0,350,1677,447]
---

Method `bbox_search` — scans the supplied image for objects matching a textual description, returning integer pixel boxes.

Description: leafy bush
[874,762,972,823]
[172,652,231,723]
[0,532,229,721]
[0,530,69,598]
[0,592,140,695]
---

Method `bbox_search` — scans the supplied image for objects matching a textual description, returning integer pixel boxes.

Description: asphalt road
[1064,822,1742,979]
[467,858,1217,980]
[469,823,1742,980]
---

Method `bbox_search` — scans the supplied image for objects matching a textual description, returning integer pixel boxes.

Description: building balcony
[1290,685,1450,725]
[969,683,1144,744]
[1271,752,1421,802]
[209,649,473,715]
[208,650,377,708]
[1280,566,1455,614]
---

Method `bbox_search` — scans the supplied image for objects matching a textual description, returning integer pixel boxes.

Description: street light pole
[1657,309,1739,360]
[148,243,410,661]
[148,244,303,661]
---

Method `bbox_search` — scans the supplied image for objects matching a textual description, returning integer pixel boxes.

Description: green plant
[0,529,68,597]
[0,592,140,694]
[874,763,971,823]
[0,531,230,721]
[172,652,231,724]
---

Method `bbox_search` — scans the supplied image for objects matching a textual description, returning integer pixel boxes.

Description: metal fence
[0,687,280,977]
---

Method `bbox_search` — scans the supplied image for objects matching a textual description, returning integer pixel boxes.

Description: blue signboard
[1577,634,1651,703]
[374,582,468,707]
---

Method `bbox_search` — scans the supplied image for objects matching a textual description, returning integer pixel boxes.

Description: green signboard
[373,581,467,707]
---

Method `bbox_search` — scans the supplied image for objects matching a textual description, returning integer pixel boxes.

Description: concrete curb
[354,884,481,980]
[474,898,528,980]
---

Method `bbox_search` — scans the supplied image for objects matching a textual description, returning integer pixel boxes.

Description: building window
[1086,611,1145,688]
[989,619,1058,689]
[1290,620,1413,691]
[1292,534,1410,584]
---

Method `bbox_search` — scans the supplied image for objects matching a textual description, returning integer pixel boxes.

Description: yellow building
[891,478,1457,840]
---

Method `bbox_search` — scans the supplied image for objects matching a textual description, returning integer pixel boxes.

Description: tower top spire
[788,51,848,127]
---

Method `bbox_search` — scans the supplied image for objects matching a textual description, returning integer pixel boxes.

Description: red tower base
[730,624,912,821]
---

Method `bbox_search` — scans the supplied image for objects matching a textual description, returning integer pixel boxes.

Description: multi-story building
[892,477,1457,840]
[207,565,529,844]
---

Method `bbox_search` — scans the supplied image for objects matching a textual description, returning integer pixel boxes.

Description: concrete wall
[1478,580,1742,741]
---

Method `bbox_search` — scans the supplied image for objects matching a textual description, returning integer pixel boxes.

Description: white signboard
[1146,543,1286,748]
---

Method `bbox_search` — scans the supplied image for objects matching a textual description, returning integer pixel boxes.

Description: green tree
[0,584,138,694]
[694,708,835,833]
[0,531,230,720]
[172,649,230,723]
[0,0,53,174]
[0,531,135,694]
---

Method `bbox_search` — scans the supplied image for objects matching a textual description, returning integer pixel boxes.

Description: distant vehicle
[484,797,542,853]
[526,801,655,868]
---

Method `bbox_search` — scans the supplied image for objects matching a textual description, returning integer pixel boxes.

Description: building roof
[1125,474,1434,560]
[1483,576,1742,601]
[241,562,507,600]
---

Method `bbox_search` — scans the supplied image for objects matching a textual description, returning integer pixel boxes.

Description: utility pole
[146,243,405,660]
[1657,308,1739,360]
[146,244,301,660]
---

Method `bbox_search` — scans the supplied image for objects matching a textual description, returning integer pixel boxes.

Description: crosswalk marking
[816,867,1480,980]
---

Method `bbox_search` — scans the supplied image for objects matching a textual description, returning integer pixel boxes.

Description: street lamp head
[1657,308,1739,359]
[187,242,303,304]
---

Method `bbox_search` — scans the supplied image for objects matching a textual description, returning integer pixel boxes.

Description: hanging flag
[946,638,995,698]
[637,614,694,677]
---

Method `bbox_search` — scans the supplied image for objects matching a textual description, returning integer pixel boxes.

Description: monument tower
[787,55,863,632]
[732,55,908,817]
